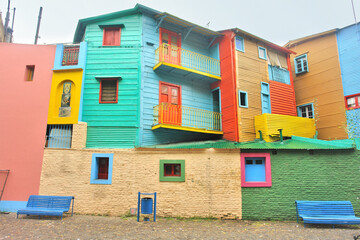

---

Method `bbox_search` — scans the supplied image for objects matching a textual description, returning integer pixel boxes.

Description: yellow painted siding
[236,38,269,142]
[287,34,348,140]
[47,69,83,124]
[255,114,316,142]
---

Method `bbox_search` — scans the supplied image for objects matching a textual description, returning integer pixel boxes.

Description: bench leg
[16,214,18,219]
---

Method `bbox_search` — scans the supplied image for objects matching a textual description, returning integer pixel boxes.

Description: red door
[160,28,181,65]
[159,82,181,125]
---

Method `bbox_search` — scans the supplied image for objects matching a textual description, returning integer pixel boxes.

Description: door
[159,82,181,125]
[160,28,181,65]
[261,82,271,114]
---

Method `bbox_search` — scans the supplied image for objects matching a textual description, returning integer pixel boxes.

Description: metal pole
[34,7,43,45]
[10,7,15,43]
[4,0,10,41]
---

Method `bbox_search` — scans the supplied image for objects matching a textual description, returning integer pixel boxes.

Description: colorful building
[285,24,360,140]
[0,43,56,211]
[216,29,315,142]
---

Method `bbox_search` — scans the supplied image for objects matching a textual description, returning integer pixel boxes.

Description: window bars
[45,124,73,149]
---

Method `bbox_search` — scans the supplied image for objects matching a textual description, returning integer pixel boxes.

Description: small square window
[241,153,272,187]
[25,65,35,81]
[100,79,118,103]
[235,36,245,52]
[345,94,360,109]
[160,160,185,182]
[297,104,314,119]
[90,153,113,184]
[258,47,267,60]
[239,90,248,108]
[294,54,309,74]
[103,27,121,46]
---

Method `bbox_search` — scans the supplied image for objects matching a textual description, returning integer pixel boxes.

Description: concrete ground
[1,213,360,240]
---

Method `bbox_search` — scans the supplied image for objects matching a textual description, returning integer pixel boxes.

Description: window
[297,104,314,118]
[261,82,271,114]
[62,45,79,66]
[239,90,248,108]
[25,65,35,81]
[294,54,308,74]
[45,124,73,148]
[103,27,121,46]
[100,79,118,103]
[90,153,113,184]
[159,160,185,182]
[235,36,245,52]
[345,94,360,109]
[258,47,267,60]
[241,153,272,187]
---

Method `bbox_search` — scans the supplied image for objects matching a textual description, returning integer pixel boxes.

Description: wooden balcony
[152,103,223,134]
[153,44,221,82]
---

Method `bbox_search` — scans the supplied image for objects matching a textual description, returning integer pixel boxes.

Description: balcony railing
[62,45,80,66]
[153,103,222,133]
[155,43,221,77]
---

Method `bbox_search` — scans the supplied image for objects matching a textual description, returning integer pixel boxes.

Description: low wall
[40,148,241,218]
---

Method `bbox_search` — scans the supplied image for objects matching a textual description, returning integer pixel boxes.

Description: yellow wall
[235,37,269,142]
[48,69,83,124]
[255,114,316,142]
[287,34,348,140]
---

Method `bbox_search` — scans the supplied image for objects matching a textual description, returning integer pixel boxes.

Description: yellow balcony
[255,113,316,142]
[154,43,221,82]
[152,103,223,134]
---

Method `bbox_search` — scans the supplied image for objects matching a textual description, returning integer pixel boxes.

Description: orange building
[216,29,315,142]
[285,30,348,140]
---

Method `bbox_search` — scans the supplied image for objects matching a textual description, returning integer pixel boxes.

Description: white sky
[1,0,359,46]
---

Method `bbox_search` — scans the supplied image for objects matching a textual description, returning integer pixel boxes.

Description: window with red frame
[97,157,109,179]
[346,94,360,109]
[164,164,181,176]
[103,27,121,46]
[100,79,118,103]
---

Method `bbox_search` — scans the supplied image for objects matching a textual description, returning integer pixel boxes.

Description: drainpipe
[258,130,263,141]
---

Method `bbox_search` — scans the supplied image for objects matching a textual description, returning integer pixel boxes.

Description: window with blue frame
[297,103,314,118]
[90,153,113,184]
[258,47,267,60]
[241,153,272,187]
[238,90,248,108]
[294,54,308,74]
[235,36,245,52]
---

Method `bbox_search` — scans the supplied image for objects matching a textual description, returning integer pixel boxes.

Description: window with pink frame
[241,153,272,187]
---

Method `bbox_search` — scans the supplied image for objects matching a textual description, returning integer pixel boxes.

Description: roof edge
[284,29,338,48]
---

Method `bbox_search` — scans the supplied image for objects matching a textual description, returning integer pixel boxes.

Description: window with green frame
[159,160,185,182]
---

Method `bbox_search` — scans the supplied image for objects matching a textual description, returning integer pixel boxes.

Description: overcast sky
[1,0,359,46]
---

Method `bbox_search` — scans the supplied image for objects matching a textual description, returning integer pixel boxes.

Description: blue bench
[17,195,74,220]
[295,200,360,227]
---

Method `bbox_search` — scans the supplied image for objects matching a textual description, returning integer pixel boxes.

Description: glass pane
[171,88,178,96]
[174,164,181,176]
[171,96,178,104]
[347,97,356,107]
[245,159,253,165]
[255,159,263,165]
[162,32,168,41]
[171,36,178,46]
[164,165,172,175]
[161,85,168,94]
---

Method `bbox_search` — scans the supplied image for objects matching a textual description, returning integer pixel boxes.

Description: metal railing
[153,103,222,131]
[45,124,73,149]
[155,43,221,77]
[62,45,80,66]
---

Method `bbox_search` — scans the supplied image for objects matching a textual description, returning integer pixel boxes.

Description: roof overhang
[284,29,338,48]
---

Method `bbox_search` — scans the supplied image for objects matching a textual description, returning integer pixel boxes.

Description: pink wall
[0,43,56,201]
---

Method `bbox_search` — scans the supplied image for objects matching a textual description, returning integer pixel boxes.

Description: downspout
[287,54,297,114]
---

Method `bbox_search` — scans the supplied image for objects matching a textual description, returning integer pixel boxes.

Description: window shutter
[101,79,117,103]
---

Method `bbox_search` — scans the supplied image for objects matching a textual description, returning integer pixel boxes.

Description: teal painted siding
[82,14,142,148]
[139,14,221,146]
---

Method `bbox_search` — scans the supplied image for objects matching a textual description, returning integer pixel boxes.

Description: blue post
[154,192,157,222]
[137,192,140,222]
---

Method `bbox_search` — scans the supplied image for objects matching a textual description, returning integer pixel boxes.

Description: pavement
[1,213,360,239]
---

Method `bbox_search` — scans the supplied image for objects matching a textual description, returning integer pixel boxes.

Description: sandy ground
[1,213,360,240]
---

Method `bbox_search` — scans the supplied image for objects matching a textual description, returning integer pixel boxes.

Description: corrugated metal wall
[288,33,348,140]
[218,31,238,142]
[82,14,142,148]
[269,81,297,116]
